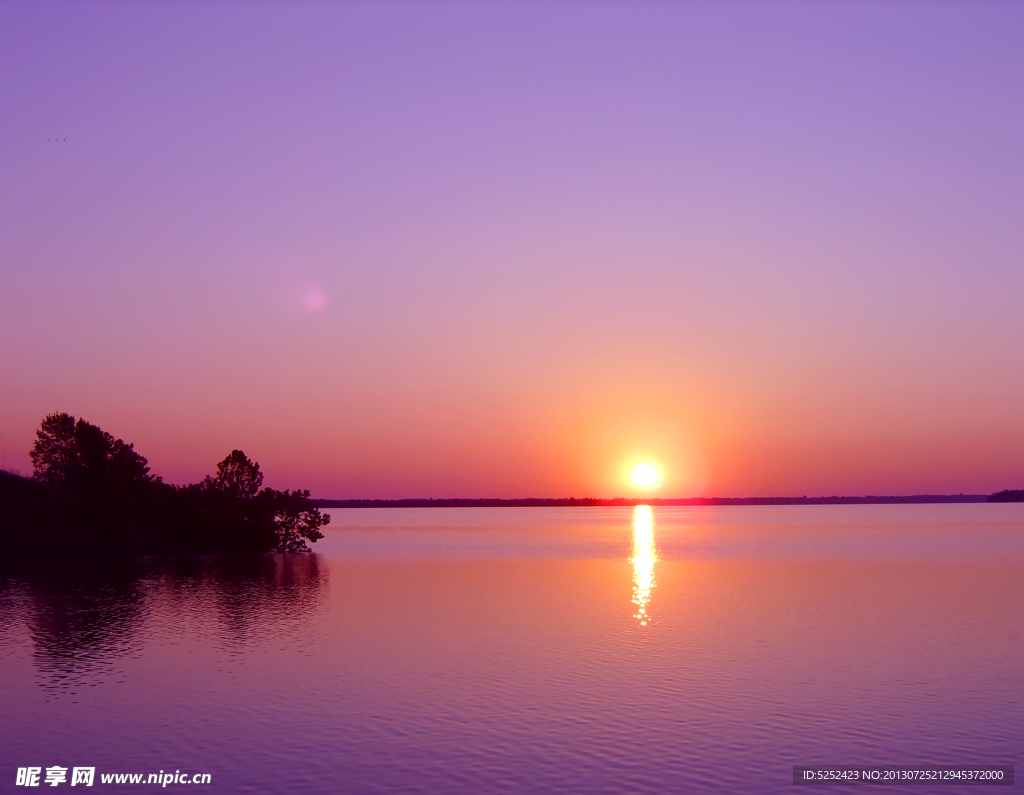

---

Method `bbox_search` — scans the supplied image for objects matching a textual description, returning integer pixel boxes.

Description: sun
[630,462,660,489]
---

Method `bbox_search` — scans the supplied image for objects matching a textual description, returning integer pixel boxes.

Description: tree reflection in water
[0,554,327,695]
[15,567,147,698]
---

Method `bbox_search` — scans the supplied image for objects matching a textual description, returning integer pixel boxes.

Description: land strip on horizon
[316,491,1024,508]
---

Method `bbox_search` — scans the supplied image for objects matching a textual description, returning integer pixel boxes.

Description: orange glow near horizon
[2,5,1024,501]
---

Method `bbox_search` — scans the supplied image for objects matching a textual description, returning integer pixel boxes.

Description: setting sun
[630,462,660,489]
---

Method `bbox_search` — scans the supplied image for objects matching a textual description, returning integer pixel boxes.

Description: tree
[29,413,77,483]
[20,418,327,556]
[203,450,264,498]
[256,488,330,553]
[30,413,153,485]
[198,451,329,552]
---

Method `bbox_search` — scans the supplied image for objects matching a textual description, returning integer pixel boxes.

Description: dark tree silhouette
[6,414,328,559]
[202,451,329,552]
[30,413,153,485]
[29,413,77,483]
[256,488,329,553]
[203,450,264,498]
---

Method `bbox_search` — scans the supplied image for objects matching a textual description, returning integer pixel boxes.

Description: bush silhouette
[2,414,329,559]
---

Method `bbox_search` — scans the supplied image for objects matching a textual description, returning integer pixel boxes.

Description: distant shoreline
[315,492,1022,508]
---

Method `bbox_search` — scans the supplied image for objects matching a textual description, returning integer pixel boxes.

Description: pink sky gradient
[1,2,1022,498]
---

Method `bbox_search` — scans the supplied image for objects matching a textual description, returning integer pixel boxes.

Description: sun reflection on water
[631,505,657,626]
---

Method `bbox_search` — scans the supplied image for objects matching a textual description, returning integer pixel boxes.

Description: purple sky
[1,2,1022,498]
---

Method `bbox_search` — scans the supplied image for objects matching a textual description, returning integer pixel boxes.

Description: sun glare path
[631,505,657,626]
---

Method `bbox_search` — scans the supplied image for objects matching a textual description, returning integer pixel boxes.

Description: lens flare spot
[303,286,329,313]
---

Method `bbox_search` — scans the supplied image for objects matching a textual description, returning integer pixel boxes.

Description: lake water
[2,505,1022,793]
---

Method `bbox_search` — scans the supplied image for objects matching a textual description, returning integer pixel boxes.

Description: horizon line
[315,490,1024,508]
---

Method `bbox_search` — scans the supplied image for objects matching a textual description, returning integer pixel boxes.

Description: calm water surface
[2,505,1022,793]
